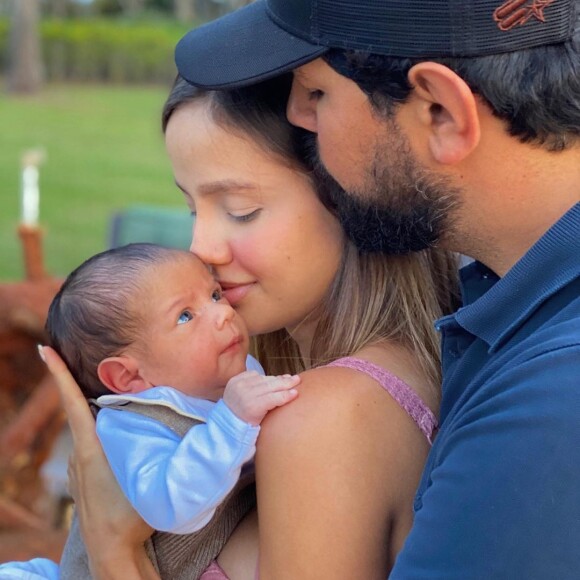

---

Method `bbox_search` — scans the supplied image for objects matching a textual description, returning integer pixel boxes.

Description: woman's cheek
[232,231,282,272]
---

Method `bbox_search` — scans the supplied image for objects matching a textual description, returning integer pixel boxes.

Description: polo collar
[454,203,580,353]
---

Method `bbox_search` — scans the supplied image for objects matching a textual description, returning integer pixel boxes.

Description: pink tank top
[199,356,438,580]
[325,356,438,445]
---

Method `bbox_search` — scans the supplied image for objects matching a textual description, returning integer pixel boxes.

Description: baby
[0,243,299,579]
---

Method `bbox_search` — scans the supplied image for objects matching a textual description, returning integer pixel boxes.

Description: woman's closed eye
[228,209,261,223]
[177,310,193,325]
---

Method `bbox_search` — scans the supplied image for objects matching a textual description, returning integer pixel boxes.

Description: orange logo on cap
[493,0,556,31]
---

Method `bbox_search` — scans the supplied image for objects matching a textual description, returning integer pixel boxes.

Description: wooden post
[18,225,47,282]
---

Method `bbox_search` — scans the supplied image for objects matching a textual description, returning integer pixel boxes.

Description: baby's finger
[261,374,301,390]
[40,346,97,447]
[258,385,299,411]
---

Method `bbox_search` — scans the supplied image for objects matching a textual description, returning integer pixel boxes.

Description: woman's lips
[220,282,254,306]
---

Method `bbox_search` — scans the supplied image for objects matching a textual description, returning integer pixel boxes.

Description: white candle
[21,165,40,226]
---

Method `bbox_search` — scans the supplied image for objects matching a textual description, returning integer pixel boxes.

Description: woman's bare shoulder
[266,364,382,420]
[255,354,431,571]
[258,355,430,457]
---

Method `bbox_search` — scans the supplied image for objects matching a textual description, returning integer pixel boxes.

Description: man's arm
[391,346,580,579]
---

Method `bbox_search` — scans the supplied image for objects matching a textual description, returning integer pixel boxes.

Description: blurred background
[0,0,250,564]
[0,0,252,281]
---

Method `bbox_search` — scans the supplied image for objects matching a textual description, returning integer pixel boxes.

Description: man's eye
[177,310,193,325]
[211,289,223,302]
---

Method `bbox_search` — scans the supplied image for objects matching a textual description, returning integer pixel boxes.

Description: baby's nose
[215,303,235,328]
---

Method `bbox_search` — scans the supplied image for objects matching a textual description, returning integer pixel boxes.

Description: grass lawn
[0,83,189,281]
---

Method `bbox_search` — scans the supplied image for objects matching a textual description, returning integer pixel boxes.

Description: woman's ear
[408,62,481,165]
[97,356,151,395]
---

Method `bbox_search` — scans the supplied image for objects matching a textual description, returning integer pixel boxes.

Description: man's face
[289,58,460,254]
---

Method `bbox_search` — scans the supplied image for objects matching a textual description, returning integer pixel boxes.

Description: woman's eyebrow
[174,179,258,198]
[197,180,258,196]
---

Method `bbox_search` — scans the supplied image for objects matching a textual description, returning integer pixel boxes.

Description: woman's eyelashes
[177,310,193,325]
[228,209,261,223]
[187,209,260,222]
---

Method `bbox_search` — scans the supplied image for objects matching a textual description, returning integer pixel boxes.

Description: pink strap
[199,561,230,580]
[325,357,438,445]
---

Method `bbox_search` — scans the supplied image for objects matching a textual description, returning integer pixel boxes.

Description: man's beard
[309,122,461,255]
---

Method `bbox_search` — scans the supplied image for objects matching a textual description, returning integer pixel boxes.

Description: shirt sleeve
[0,558,60,579]
[245,354,265,374]
[96,398,259,534]
[391,346,580,579]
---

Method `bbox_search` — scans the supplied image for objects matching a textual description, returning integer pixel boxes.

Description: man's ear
[408,62,481,165]
[97,356,151,395]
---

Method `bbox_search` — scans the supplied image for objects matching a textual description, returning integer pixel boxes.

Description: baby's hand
[223,371,300,425]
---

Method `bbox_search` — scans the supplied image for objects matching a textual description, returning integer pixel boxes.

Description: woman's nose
[190,223,231,266]
[287,79,318,133]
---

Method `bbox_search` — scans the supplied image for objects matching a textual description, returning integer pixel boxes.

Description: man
[174,1,580,577]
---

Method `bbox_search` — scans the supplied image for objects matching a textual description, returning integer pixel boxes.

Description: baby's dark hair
[46,243,191,400]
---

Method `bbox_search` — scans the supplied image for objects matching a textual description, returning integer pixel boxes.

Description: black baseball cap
[176,0,575,89]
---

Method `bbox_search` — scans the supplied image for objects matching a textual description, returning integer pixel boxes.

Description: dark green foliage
[0,17,191,84]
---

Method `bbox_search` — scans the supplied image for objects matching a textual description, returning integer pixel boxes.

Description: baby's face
[131,253,249,401]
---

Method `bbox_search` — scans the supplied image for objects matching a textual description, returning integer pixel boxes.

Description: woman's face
[165,99,344,337]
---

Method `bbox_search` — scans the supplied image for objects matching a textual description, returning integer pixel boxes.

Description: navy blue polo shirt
[391,203,580,579]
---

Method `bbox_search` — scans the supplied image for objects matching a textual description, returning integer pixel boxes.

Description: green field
[0,83,187,281]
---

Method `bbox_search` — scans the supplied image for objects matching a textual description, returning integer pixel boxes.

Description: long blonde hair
[252,240,458,397]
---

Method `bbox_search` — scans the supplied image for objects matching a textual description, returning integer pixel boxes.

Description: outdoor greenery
[0,17,190,83]
[0,82,189,281]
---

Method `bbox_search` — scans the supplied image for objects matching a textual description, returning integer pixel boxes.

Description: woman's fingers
[39,345,155,573]
[40,345,97,446]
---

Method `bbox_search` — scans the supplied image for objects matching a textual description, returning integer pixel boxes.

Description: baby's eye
[211,288,223,303]
[177,310,193,325]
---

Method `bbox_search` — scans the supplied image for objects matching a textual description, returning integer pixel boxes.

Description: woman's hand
[41,346,158,580]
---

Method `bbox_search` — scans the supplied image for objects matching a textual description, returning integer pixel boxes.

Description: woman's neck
[286,316,319,369]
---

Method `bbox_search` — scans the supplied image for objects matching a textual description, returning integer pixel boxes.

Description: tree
[118,0,146,16]
[174,0,195,22]
[46,0,69,18]
[6,0,43,94]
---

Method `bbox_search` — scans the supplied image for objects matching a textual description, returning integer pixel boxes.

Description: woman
[43,75,458,579]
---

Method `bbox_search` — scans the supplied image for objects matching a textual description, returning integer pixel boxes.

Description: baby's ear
[97,356,151,395]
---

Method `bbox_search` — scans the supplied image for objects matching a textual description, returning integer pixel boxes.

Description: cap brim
[175,1,327,90]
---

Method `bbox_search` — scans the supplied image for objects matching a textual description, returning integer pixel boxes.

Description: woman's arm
[41,347,158,580]
[255,365,431,579]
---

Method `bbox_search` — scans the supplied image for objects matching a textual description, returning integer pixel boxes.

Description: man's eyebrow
[293,67,317,82]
